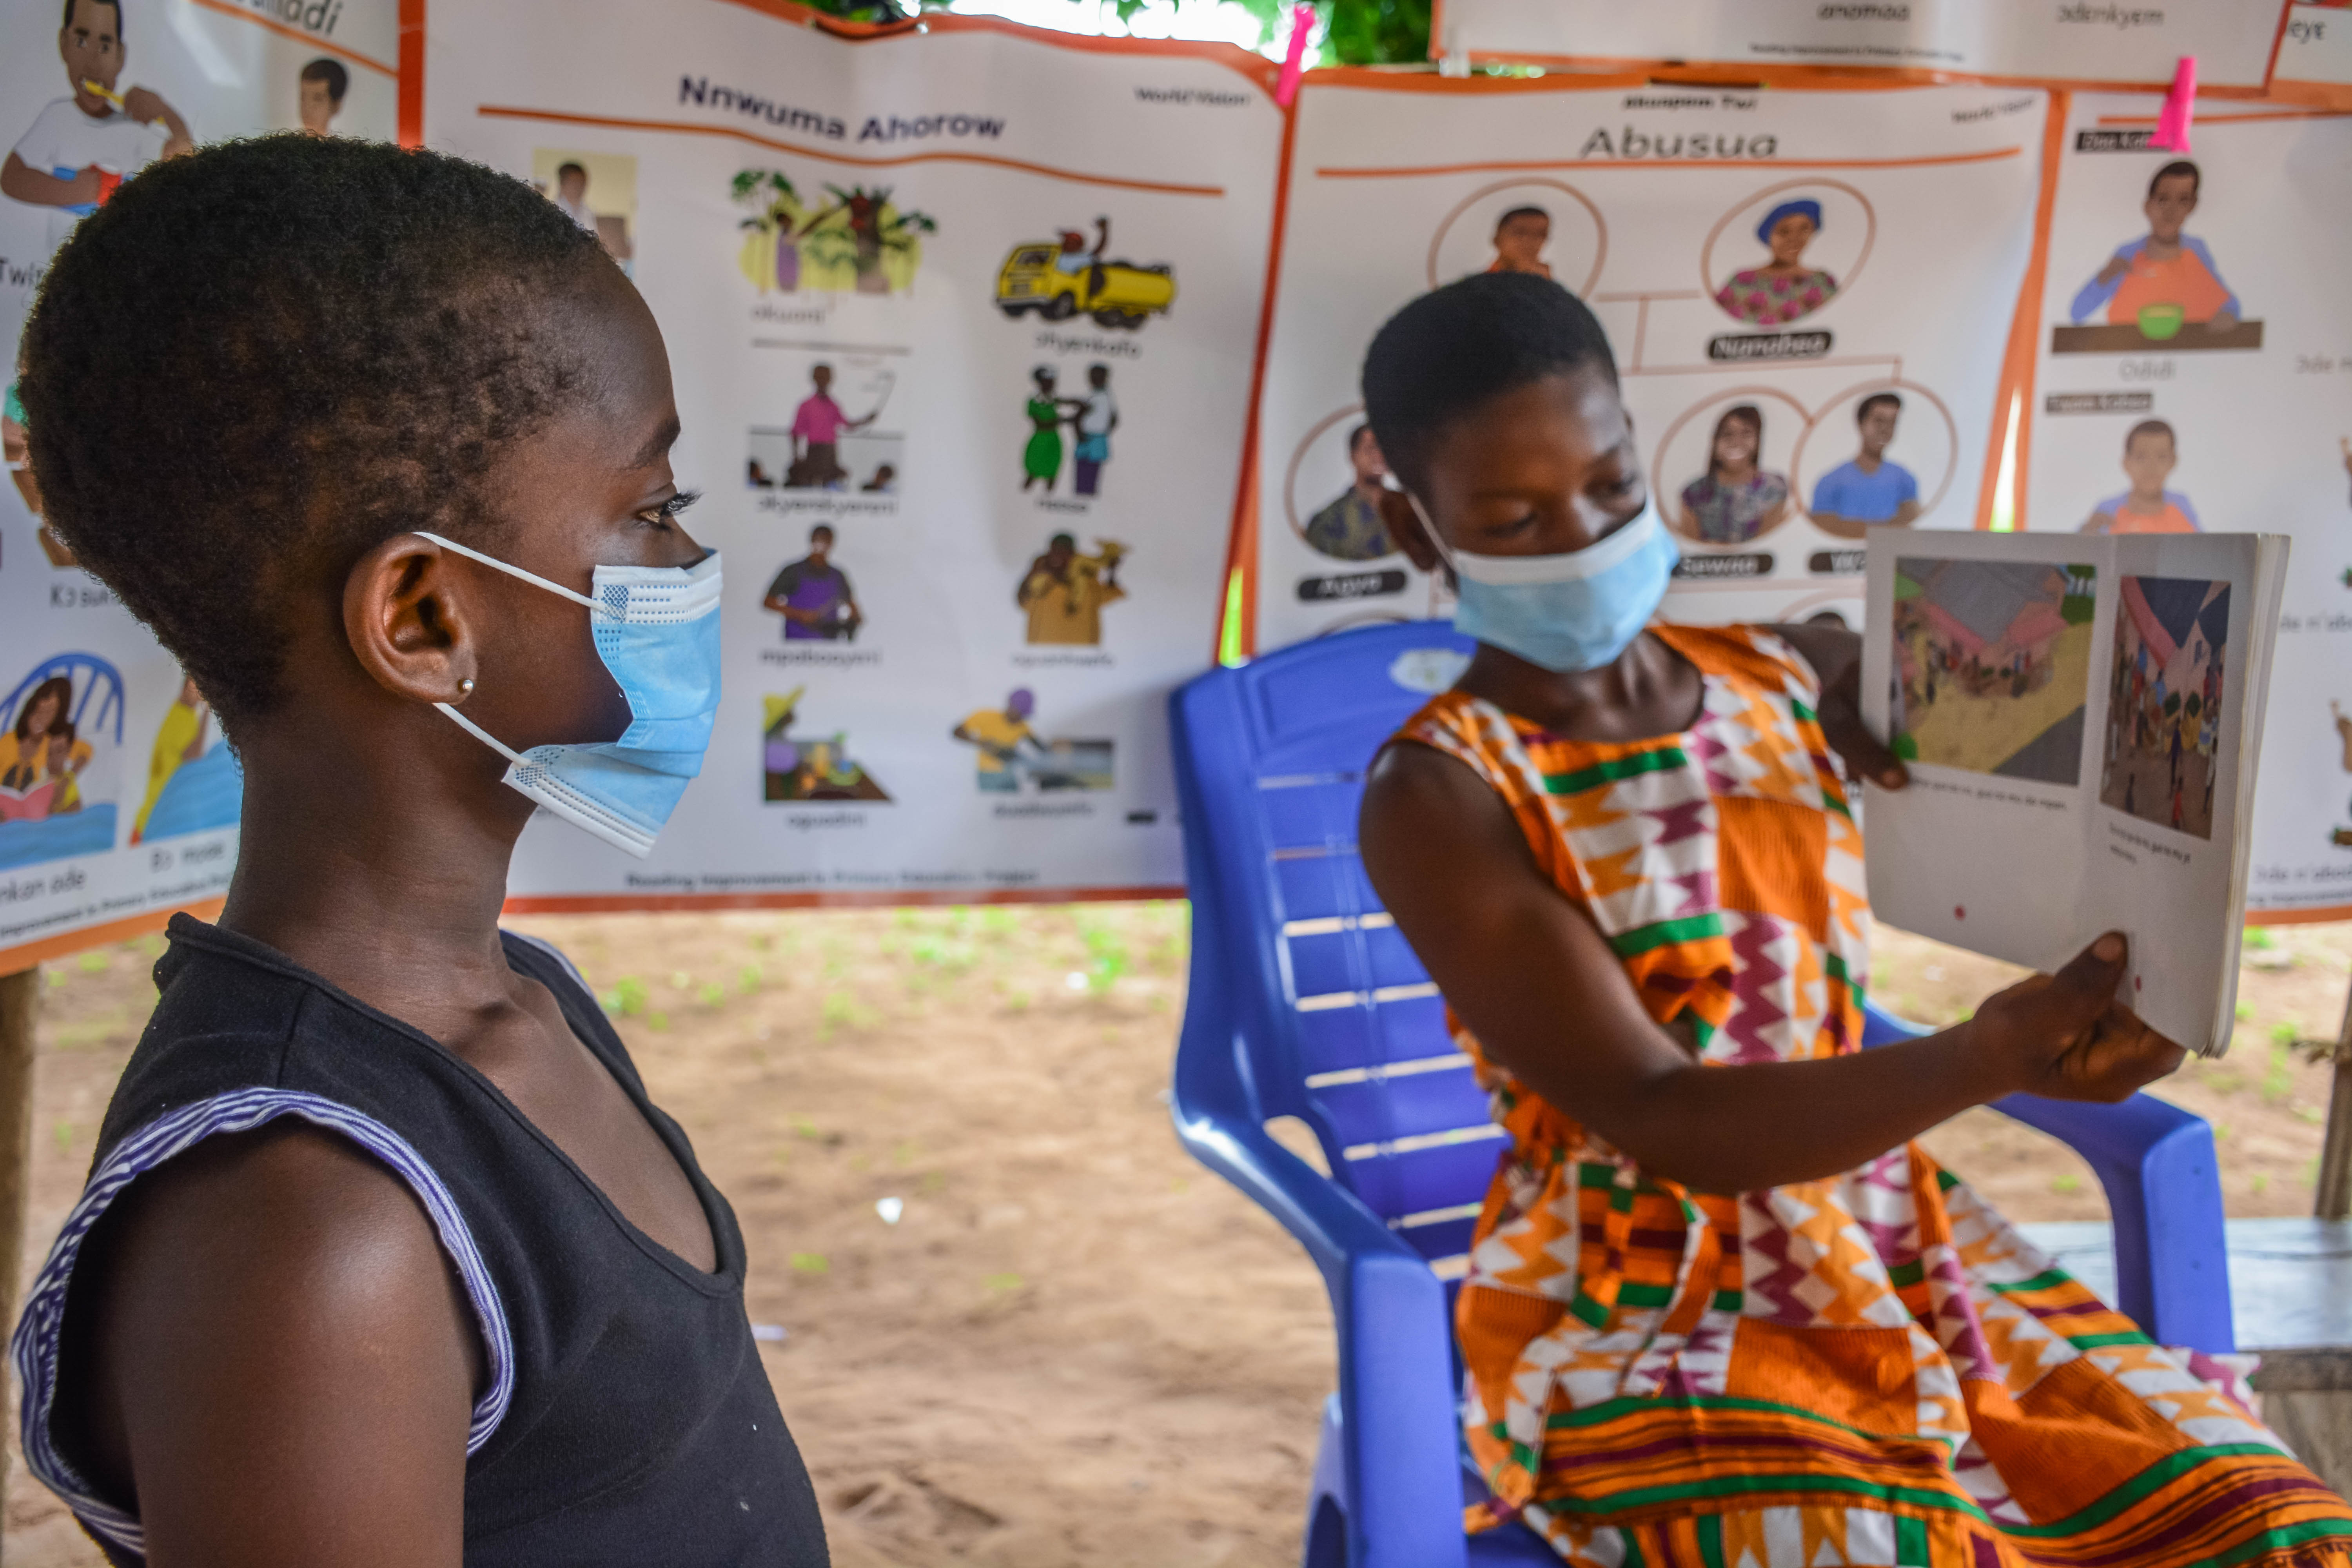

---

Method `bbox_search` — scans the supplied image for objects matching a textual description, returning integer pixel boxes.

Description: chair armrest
[1171,964,1470,1567]
[1990,1091,2232,1352]
[1861,999,2232,1352]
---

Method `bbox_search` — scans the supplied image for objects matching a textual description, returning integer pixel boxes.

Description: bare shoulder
[97,1119,460,1305]
[1359,738,1536,897]
[66,1119,483,1556]
[1362,738,1508,837]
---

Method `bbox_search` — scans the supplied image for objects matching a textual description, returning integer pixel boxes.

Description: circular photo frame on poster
[1791,379,1958,540]
[1702,178,1875,330]
[1770,586,1867,630]
[1426,179,1606,296]
[1649,387,1812,550]
[1285,403,1405,565]
[1314,607,1417,639]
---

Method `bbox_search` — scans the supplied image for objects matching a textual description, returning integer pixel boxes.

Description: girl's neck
[1460,631,1703,746]
[218,727,533,1027]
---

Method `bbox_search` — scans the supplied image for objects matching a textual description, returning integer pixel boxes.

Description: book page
[2090,533,2276,1052]
[1864,528,2278,1054]
[1862,529,2109,987]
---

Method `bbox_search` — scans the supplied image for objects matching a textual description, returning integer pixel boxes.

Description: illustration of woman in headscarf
[1022,365,1071,493]
[1677,404,1791,545]
[1714,198,1839,326]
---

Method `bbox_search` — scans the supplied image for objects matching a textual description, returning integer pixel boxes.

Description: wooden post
[2314,992,2352,1222]
[2319,978,2352,1223]
[0,964,40,1563]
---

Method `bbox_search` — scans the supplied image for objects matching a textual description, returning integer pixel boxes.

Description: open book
[1859,528,2290,1056]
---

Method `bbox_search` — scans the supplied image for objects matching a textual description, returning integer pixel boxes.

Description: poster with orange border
[1426,0,2295,94]
[421,0,1282,914]
[2017,93,2352,919]
[1246,74,2055,654]
[0,0,412,973]
[2273,3,2352,106]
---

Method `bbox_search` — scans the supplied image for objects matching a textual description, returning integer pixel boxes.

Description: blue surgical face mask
[417,532,722,858]
[1406,490,1677,673]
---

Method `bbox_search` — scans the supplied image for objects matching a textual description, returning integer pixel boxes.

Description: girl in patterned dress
[1355,271,2350,1566]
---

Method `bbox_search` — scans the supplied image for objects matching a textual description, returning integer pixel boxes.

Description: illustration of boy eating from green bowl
[2068,160,2239,341]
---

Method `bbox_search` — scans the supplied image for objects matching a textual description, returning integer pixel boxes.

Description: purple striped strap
[9,1089,515,1557]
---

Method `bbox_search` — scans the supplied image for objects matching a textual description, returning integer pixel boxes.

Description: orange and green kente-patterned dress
[1396,623,2351,1567]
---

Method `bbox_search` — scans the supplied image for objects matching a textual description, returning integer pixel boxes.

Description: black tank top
[10,915,829,1566]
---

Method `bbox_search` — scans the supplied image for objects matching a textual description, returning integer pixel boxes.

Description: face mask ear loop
[1396,487,1464,584]
[413,531,606,615]
[435,700,526,766]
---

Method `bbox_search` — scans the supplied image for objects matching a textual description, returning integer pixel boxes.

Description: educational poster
[0,0,400,969]
[426,1,1279,904]
[2020,94,2352,917]
[1252,78,2049,653]
[1429,0,2292,89]
[2275,4,2352,102]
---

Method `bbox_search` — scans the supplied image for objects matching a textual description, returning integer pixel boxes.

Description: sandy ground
[2,906,2345,1566]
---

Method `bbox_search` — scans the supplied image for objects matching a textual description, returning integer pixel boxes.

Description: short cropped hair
[62,0,121,40]
[2149,160,2199,198]
[19,135,609,729]
[2124,418,2176,452]
[1857,392,1903,424]
[299,57,348,102]
[556,161,586,182]
[1360,272,1617,486]
[1493,205,1549,232]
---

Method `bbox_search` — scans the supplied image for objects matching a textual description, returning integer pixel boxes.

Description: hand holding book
[1965,931,2187,1102]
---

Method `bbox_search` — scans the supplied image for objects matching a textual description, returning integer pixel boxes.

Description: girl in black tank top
[11,137,828,1563]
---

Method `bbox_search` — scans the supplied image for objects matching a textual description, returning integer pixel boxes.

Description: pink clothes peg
[1276,4,1315,109]
[2150,55,2197,153]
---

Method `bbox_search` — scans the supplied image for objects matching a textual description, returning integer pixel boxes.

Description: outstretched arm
[1359,743,2182,1195]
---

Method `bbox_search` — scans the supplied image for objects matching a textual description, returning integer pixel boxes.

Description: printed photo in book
[1859,528,2288,1056]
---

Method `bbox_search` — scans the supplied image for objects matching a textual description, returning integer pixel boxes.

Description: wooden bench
[2025,1218,2352,1494]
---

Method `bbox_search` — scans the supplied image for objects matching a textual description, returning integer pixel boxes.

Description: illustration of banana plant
[797,183,938,295]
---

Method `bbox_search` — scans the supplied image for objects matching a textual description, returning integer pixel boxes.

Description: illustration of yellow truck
[994,243,1175,329]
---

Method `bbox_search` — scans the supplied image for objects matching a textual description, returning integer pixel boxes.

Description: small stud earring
[457,677,476,699]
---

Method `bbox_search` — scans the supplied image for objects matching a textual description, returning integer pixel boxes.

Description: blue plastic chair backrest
[1177,622,1504,1279]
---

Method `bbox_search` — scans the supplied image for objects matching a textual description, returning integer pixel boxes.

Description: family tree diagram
[1270,116,2020,644]
[1459,173,1960,603]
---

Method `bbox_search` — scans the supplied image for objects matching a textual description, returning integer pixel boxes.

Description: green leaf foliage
[792,0,1431,65]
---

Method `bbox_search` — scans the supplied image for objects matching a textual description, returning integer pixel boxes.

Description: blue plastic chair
[1167,620,2232,1568]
